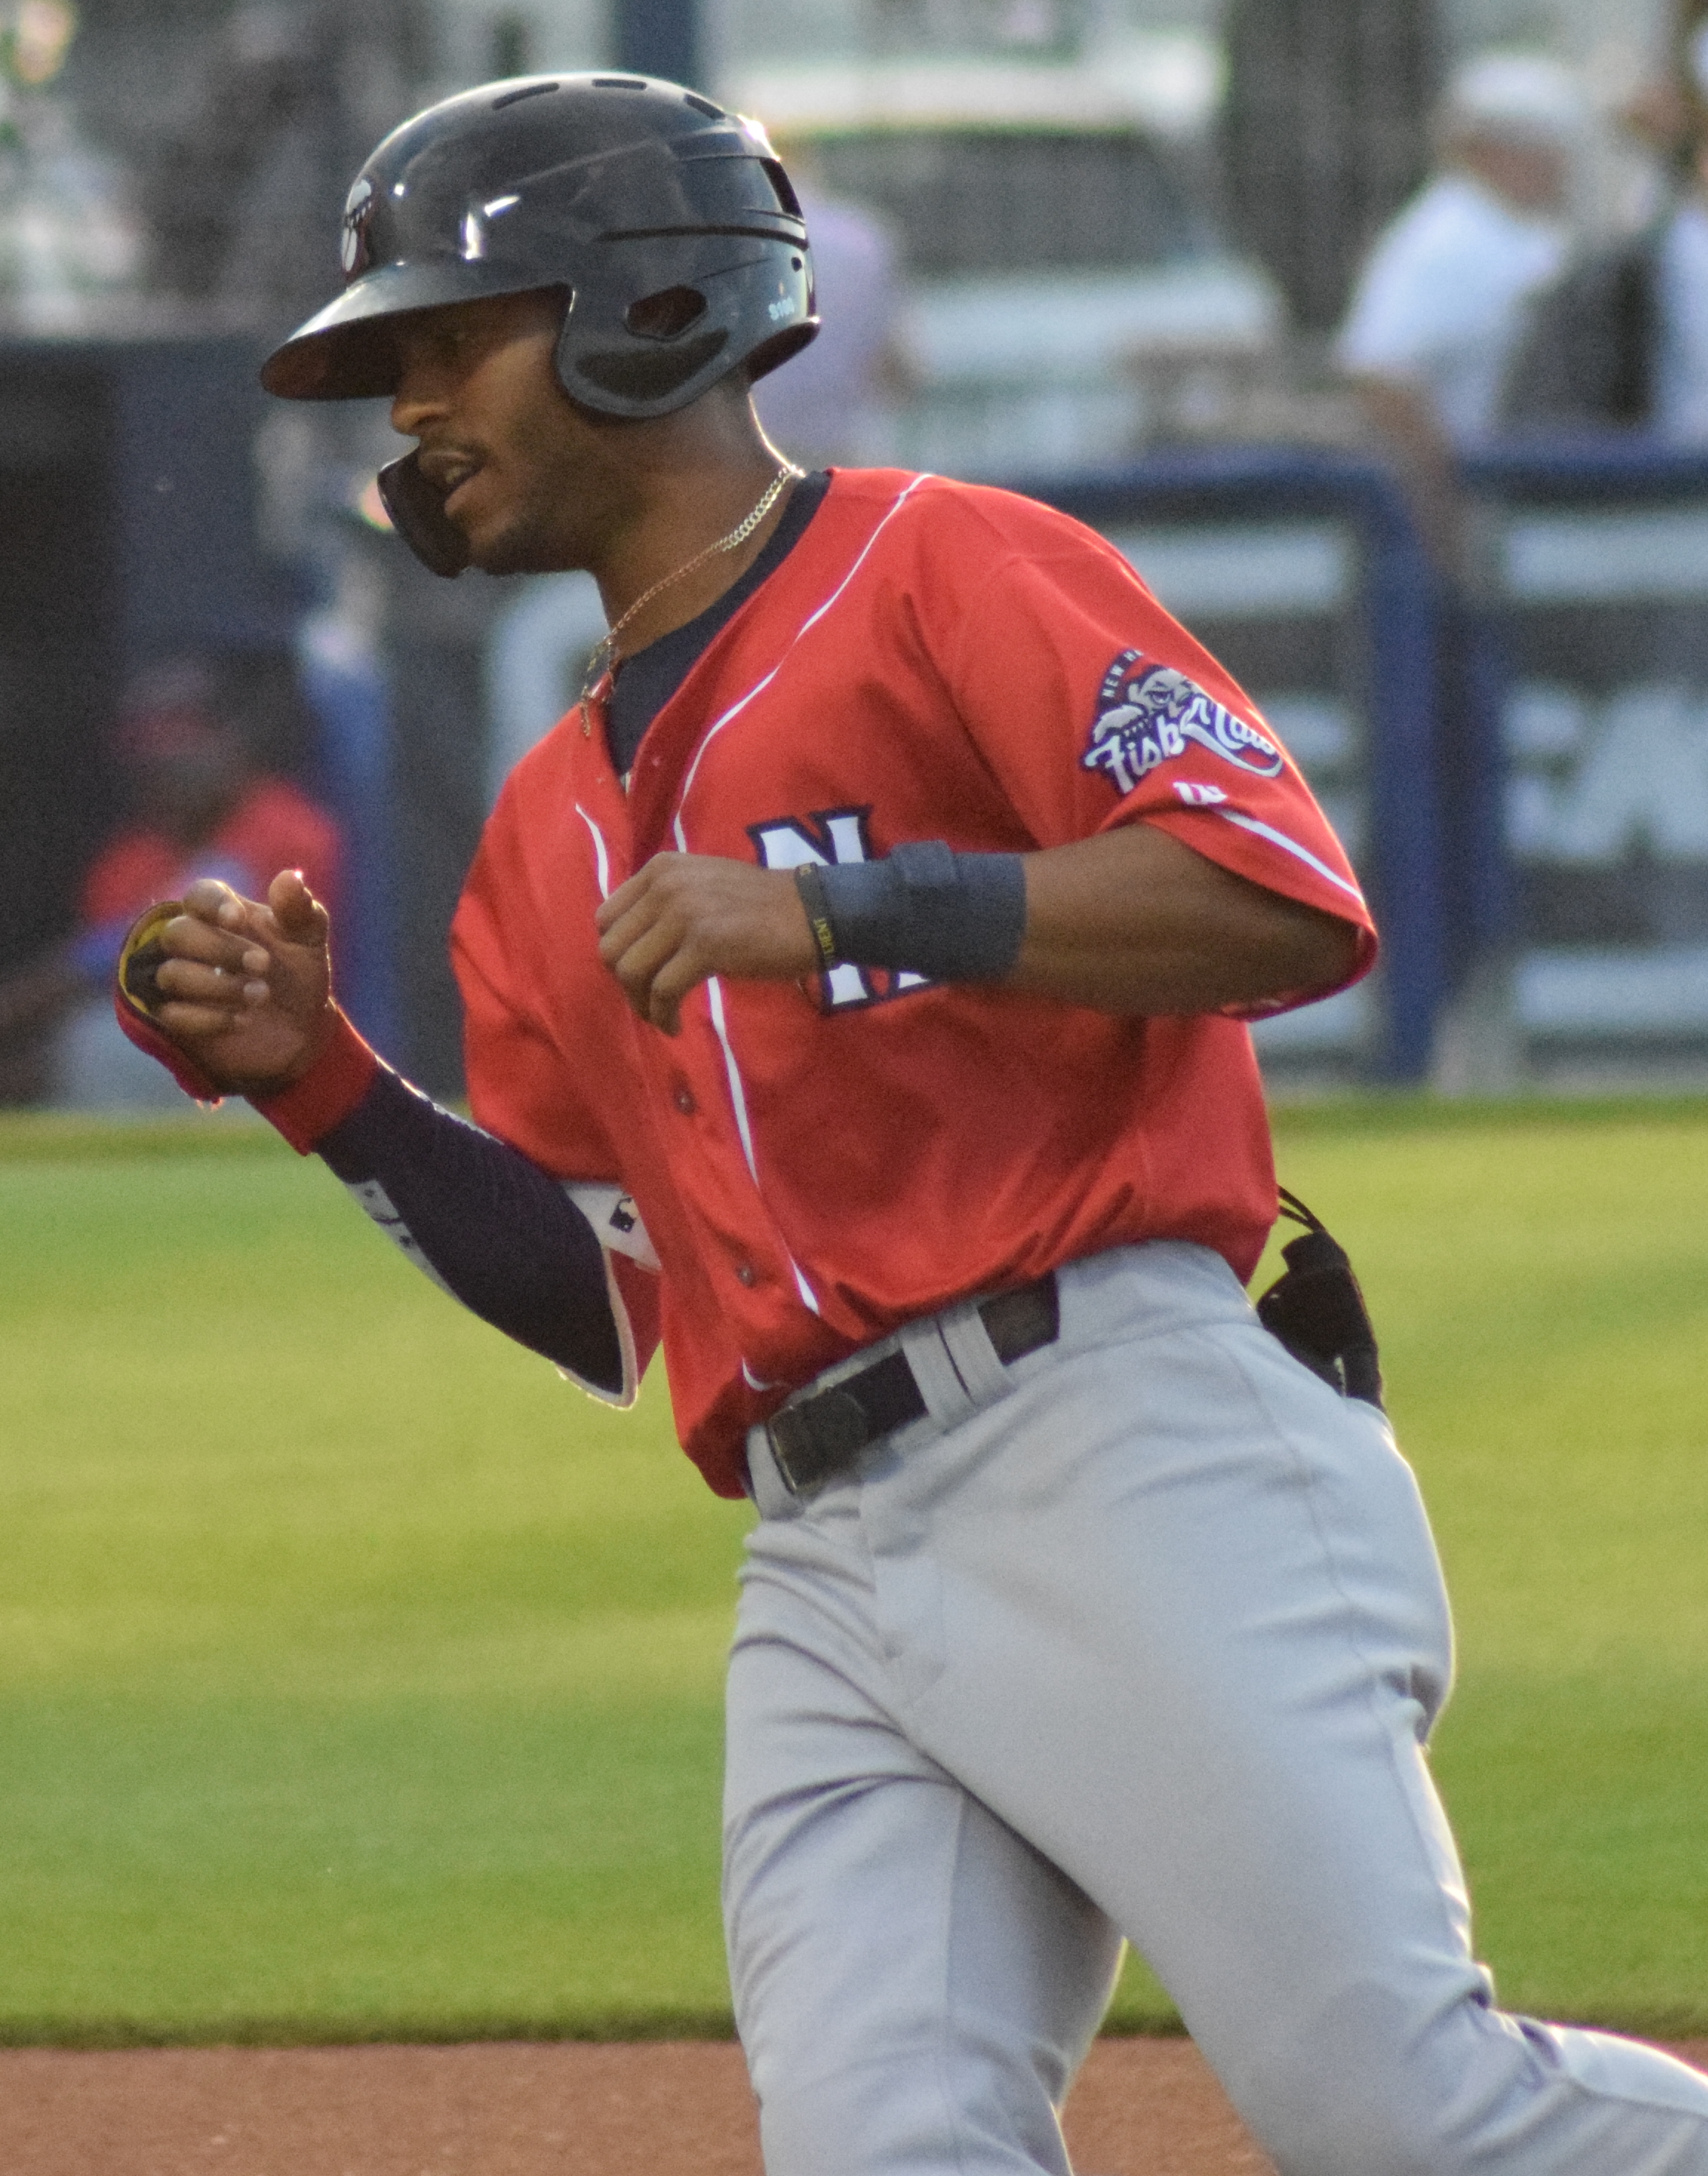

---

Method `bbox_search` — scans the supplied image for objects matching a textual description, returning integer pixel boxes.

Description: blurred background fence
[0,0,1703,1101]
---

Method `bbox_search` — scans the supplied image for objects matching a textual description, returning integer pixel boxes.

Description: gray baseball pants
[725,1241,1708,2175]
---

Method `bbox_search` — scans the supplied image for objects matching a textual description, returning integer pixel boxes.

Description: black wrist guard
[809,842,1027,983]
[794,861,840,970]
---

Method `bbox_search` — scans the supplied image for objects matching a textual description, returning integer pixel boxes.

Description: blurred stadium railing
[1462,439,1708,1087]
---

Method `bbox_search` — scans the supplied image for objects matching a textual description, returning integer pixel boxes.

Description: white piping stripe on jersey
[1215,809,1367,905]
[705,973,758,1178]
[671,680,780,834]
[794,471,936,637]
[663,474,936,1327]
[705,974,822,1316]
[672,471,936,821]
[575,803,612,900]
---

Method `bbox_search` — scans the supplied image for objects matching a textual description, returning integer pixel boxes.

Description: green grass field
[0,1098,1704,2043]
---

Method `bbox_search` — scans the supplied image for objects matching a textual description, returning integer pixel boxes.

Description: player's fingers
[608,904,719,1032]
[600,909,665,979]
[266,868,329,946]
[179,878,266,933]
[595,875,686,972]
[594,857,674,935]
[159,910,256,973]
[596,863,747,966]
[153,957,262,1011]
[594,883,675,965]
[190,883,299,975]
[153,997,248,1041]
[179,878,239,918]
[641,945,714,1032]
[604,916,685,1022]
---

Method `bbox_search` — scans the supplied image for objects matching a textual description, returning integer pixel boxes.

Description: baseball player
[117,77,1708,2176]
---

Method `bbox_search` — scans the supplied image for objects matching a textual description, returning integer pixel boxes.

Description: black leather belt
[765,1273,1060,1496]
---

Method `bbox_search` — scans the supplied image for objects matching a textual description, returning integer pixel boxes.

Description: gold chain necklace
[579,462,801,736]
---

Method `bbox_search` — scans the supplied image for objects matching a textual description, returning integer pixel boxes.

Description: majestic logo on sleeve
[1083,651,1283,795]
[749,806,929,1013]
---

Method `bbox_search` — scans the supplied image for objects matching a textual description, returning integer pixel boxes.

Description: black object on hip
[1255,1189,1384,1410]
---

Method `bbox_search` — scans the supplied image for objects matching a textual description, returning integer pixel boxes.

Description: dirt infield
[2,2037,1704,2175]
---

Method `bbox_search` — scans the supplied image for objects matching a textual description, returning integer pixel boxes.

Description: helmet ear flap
[558,281,720,404]
[746,320,816,385]
[555,298,731,408]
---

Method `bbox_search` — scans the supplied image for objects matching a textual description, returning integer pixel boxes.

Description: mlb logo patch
[1083,651,1283,795]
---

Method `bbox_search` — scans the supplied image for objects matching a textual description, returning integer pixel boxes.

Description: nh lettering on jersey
[748,806,930,1011]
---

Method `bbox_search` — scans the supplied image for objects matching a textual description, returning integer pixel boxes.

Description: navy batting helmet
[260,72,817,420]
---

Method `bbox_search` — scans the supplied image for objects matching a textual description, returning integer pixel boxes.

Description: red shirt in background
[82,777,343,933]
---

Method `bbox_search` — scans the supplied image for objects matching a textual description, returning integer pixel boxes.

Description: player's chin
[459,499,567,577]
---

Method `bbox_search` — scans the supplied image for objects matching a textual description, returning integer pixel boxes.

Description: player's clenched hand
[596,852,817,1035]
[147,869,338,1092]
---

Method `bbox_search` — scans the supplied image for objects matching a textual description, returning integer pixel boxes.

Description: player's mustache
[413,442,485,494]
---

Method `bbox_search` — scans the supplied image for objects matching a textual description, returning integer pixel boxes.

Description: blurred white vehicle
[725,47,1285,479]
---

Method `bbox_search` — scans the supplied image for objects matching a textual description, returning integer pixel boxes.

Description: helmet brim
[260,262,564,400]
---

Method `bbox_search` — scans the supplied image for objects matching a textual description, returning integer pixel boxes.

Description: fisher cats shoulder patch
[1083,651,1284,795]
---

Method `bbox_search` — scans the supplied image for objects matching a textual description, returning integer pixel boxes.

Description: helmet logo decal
[342,176,376,276]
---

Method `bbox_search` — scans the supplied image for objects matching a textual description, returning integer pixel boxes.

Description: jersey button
[673,1086,696,1115]
[734,1262,757,1287]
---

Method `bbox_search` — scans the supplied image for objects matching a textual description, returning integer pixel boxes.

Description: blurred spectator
[1621,0,1708,168]
[1335,55,1586,1068]
[0,0,143,329]
[1505,13,1708,443]
[1338,53,1584,457]
[0,658,342,1109]
[1656,27,1708,441]
[141,0,432,331]
[1222,0,1441,339]
[751,147,913,468]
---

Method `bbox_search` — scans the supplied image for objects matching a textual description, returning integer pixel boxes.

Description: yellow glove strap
[116,900,182,1019]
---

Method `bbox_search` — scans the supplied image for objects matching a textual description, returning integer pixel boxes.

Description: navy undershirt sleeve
[316,1067,625,1396]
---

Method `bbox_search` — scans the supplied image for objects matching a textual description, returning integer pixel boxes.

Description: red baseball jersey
[452,468,1377,1496]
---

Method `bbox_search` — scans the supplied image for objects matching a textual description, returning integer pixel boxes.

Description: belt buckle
[766,1384,872,1497]
[977,1272,1060,1363]
[763,1279,1057,1499]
